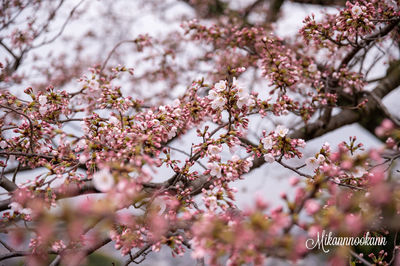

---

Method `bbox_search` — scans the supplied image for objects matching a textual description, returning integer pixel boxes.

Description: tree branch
[0,175,18,192]
[250,61,400,170]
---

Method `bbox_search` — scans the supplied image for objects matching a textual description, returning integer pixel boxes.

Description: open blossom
[9,202,32,215]
[242,157,253,172]
[317,154,325,162]
[168,126,177,139]
[231,154,240,162]
[20,208,32,215]
[276,125,289,137]
[247,98,256,107]
[211,96,227,109]
[79,153,89,164]
[208,89,218,100]
[109,116,120,125]
[93,168,115,192]
[264,153,275,163]
[38,95,47,105]
[351,5,362,17]
[207,162,222,177]
[0,140,7,149]
[214,80,226,92]
[208,144,222,155]
[351,166,367,178]
[237,95,249,109]
[306,154,325,169]
[307,64,317,72]
[9,202,23,212]
[172,99,180,107]
[205,195,218,211]
[233,77,246,97]
[39,106,47,115]
[297,139,306,148]
[306,157,320,169]
[76,138,86,149]
[261,136,274,150]
[38,95,48,115]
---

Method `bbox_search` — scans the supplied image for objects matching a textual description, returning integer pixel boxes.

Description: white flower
[38,95,47,105]
[214,80,226,92]
[79,153,89,164]
[93,169,115,192]
[9,202,23,212]
[233,78,247,97]
[208,145,222,155]
[246,157,253,165]
[306,157,320,169]
[261,136,274,150]
[0,140,7,149]
[173,108,181,116]
[208,90,219,100]
[307,64,317,72]
[317,154,325,163]
[172,99,180,107]
[20,208,32,215]
[351,5,362,17]
[151,119,160,127]
[242,157,253,172]
[231,154,240,162]
[276,125,289,137]
[109,116,120,125]
[247,98,256,107]
[232,77,240,87]
[264,153,275,163]
[211,96,227,109]
[297,139,306,148]
[159,105,166,112]
[207,162,222,178]
[9,202,32,216]
[76,139,86,149]
[205,196,218,211]
[168,126,177,139]
[39,106,47,116]
[236,95,249,109]
[351,166,366,178]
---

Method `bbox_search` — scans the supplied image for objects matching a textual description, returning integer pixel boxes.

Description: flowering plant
[0,0,400,265]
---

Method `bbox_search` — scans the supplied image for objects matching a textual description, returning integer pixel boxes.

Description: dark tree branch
[0,175,18,192]
[266,0,285,23]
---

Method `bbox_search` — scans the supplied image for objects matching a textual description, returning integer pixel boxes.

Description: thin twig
[349,249,373,266]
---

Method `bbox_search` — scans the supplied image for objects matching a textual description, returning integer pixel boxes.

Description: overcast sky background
[1,0,400,265]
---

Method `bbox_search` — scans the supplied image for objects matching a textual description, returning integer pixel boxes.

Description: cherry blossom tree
[1,0,400,265]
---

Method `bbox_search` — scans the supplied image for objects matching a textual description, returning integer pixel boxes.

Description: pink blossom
[0,140,7,149]
[207,90,218,100]
[276,125,289,137]
[351,5,363,17]
[207,162,222,177]
[92,168,115,192]
[305,199,320,215]
[261,136,273,150]
[214,80,227,92]
[208,144,222,155]
[263,153,275,163]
